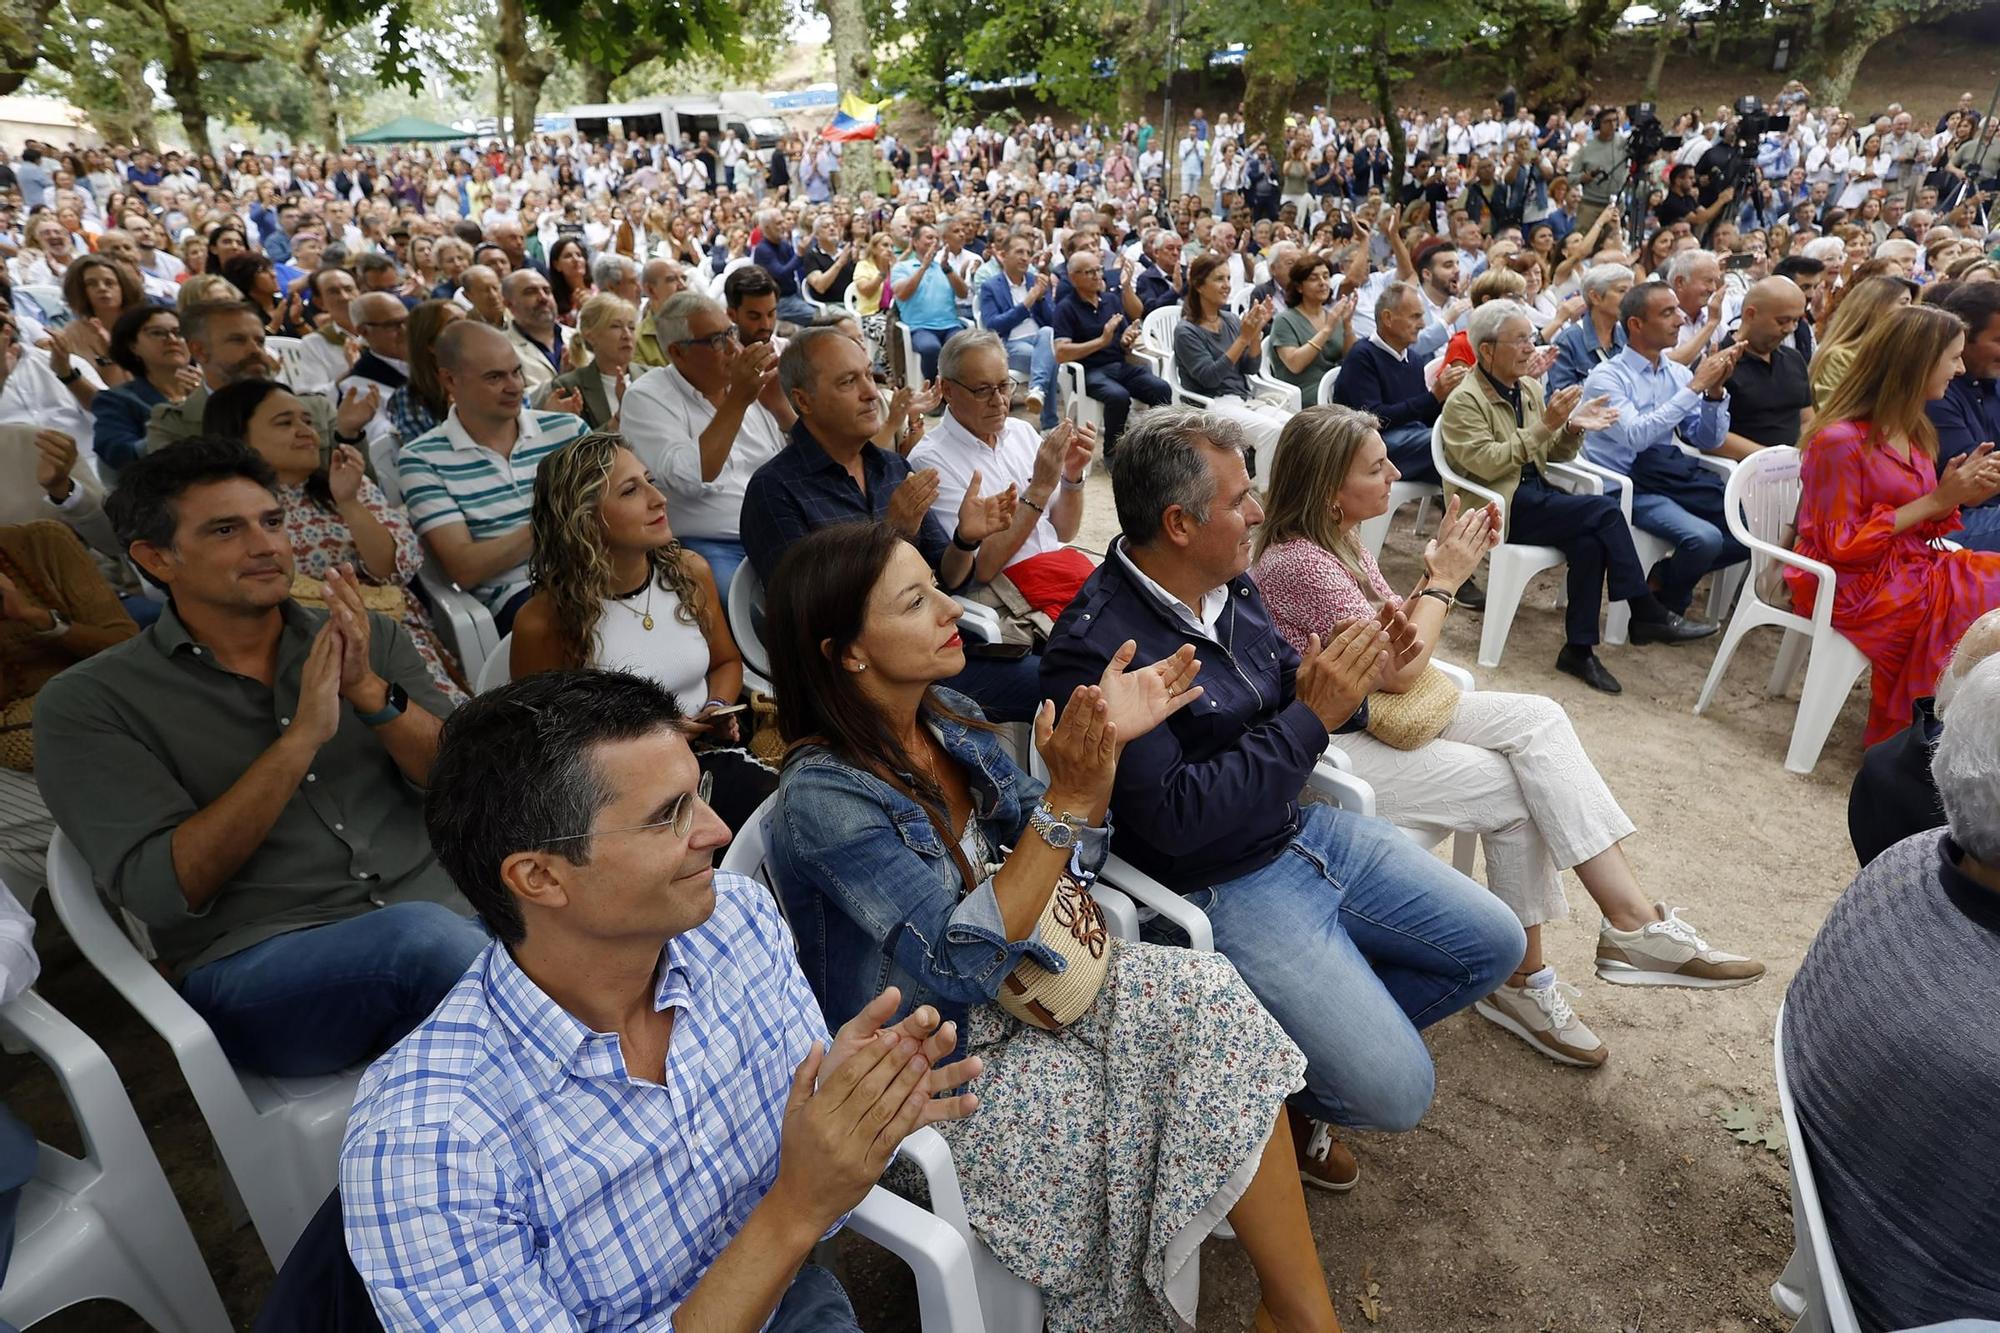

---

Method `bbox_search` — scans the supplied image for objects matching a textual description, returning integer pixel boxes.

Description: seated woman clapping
[763,520,1339,1333]
[1251,407,1764,1068]
[1173,252,1293,469]
[510,432,776,833]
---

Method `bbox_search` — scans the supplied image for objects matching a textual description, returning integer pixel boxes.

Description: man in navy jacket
[975,231,1060,430]
[1331,280,1462,483]
[1040,406,1523,1189]
[1932,283,2000,551]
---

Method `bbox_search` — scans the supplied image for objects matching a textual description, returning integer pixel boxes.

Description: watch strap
[356,681,408,726]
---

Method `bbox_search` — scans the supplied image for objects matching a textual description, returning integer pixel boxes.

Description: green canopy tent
[346,116,468,144]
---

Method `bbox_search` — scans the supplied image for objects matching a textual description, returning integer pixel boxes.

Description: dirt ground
[1,467,1865,1330]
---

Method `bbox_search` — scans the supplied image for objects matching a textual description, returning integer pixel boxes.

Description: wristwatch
[32,607,68,639]
[355,681,408,727]
[54,364,80,386]
[1029,800,1089,850]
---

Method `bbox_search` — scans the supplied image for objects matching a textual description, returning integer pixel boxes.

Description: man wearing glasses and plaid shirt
[620,290,792,601]
[342,669,982,1331]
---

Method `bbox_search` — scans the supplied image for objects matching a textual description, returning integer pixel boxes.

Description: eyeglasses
[675,328,738,351]
[945,377,1011,401]
[543,771,714,844]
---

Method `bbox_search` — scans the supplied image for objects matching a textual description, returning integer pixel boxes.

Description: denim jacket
[766,689,1110,1044]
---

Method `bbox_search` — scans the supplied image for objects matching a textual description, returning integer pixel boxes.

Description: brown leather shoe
[1286,1105,1360,1192]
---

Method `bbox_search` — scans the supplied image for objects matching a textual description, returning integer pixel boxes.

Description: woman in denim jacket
[764,521,1340,1333]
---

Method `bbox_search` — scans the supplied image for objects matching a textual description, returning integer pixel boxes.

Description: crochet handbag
[288,572,406,616]
[1364,663,1462,751]
[0,697,31,772]
[917,780,1111,1034]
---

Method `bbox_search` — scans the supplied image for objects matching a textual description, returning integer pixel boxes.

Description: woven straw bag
[993,870,1112,1031]
[1364,663,1462,751]
[0,697,33,772]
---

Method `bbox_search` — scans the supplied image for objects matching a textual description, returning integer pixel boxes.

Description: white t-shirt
[592,581,711,714]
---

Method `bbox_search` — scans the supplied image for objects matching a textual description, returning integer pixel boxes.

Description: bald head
[1939,610,2000,716]
[502,267,556,336]
[434,318,512,374]
[1738,276,1806,356]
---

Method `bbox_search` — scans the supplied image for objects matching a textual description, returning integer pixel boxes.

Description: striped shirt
[397,406,589,609]
[341,872,834,1332]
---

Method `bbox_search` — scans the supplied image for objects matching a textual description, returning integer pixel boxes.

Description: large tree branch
[199,49,263,62]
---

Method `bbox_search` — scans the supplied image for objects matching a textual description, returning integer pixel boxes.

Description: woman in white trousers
[1248,406,1768,1068]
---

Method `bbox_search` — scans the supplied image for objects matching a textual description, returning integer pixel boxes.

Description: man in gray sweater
[1784,654,2000,1332]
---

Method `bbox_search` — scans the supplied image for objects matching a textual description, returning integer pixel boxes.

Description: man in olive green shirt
[1567,108,1628,232]
[34,438,486,1078]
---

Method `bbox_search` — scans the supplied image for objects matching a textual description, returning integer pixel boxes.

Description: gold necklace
[613,575,655,631]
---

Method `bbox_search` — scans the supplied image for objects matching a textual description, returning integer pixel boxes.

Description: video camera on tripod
[1704,94,1791,201]
[1625,102,1682,165]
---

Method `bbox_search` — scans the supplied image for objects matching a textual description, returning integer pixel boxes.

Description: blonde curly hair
[528,431,709,669]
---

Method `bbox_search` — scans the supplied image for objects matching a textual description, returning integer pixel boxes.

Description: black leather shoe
[1628,610,1720,645]
[1556,645,1622,694]
[1454,577,1486,611]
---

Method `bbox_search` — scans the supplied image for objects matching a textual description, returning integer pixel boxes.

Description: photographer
[1569,108,1627,231]
[1656,164,1733,234]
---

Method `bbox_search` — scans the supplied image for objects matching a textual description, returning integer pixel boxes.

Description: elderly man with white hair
[1785,652,2000,1333]
[634,258,686,369]
[1663,248,1725,363]
[591,252,641,308]
[337,291,411,448]
[617,290,788,598]
[1849,609,2000,867]
[749,207,818,324]
[1872,236,1920,280]
[1440,299,1714,694]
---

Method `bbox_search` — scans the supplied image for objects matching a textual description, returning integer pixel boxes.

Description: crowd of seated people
[2,84,1997,1329]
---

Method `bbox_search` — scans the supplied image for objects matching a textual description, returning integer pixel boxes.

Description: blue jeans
[0,1100,32,1331]
[1956,504,2000,552]
[771,1264,861,1331]
[1381,421,1439,483]
[180,901,489,1077]
[120,594,163,627]
[1156,803,1524,1131]
[681,535,746,604]
[1631,488,1748,615]
[1005,329,1060,429]
[777,295,821,326]
[907,325,953,382]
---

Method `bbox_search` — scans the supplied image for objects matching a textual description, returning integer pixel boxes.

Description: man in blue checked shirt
[341,669,983,1332]
[1581,281,1750,619]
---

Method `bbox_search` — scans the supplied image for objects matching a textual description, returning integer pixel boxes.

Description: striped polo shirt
[398,406,589,609]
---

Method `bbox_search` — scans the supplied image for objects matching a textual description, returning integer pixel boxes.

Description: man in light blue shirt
[342,669,980,1332]
[1582,280,1749,617]
[891,223,970,381]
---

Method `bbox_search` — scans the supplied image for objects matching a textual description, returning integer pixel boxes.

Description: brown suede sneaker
[1286,1104,1360,1192]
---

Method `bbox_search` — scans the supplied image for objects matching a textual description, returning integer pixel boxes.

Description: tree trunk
[1369,0,1405,207]
[1798,6,1902,106]
[0,0,57,98]
[580,56,614,104]
[160,25,212,157]
[298,14,343,150]
[493,54,507,135]
[818,0,875,187]
[495,0,555,147]
[1642,18,1676,102]
[1240,43,1293,147]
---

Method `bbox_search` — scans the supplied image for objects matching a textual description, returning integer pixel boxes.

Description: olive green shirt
[1268,306,1346,407]
[32,598,467,975]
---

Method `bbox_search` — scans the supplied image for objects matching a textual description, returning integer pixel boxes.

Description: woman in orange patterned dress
[1789,304,2000,745]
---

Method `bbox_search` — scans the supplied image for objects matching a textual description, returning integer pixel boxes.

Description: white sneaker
[1475,968,1607,1068]
[1596,904,1767,989]
[1023,390,1045,418]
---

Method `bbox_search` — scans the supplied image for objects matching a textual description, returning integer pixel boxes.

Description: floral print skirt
[939,938,1306,1331]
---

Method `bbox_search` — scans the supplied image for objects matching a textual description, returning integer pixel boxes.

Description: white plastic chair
[1255,343,1303,413]
[1691,446,1870,775]
[0,990,230,1333]
[477,632,513,692]
[726,562,775,695]
[897,318,967,390]
[1769,1003,1861,1333]
[369,435,402,504]
[1570,444,1746,630]
[266,334,312,392]
[1431,418,1616,668]
[1055,362,1107,440]
[1315,365,1340,406]
[415,558,500,690]
[45,831,362,1270]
